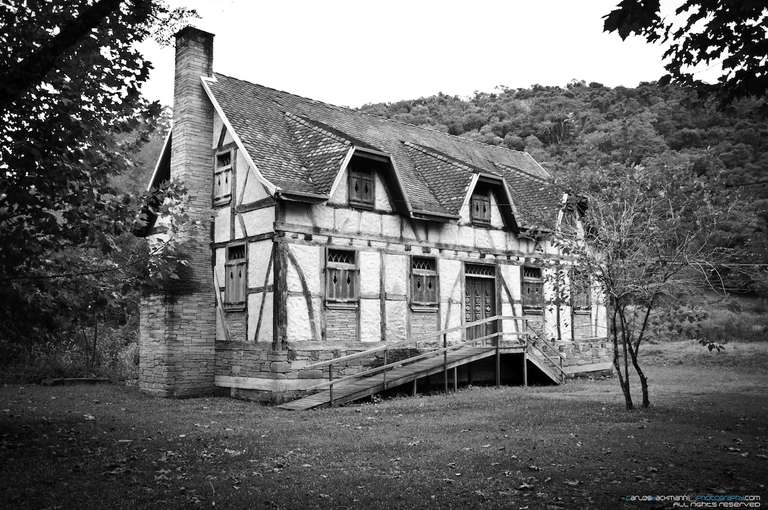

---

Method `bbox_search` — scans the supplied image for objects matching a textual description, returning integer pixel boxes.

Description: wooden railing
[523,323,568,383]
[296,314,548,405]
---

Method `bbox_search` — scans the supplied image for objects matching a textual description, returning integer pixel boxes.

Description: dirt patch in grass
[1,342,767,509]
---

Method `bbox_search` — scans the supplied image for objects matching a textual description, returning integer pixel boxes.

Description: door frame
[463,262,499,341]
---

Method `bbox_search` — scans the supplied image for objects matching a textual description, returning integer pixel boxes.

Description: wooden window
[521,266,544,311]
[214,150,233,205]
[411,257,438,306]
[348,168,374,209]
[326,249,358,304]
[224,244,246,308]
[571,270,591,312]
[471,193,491,225]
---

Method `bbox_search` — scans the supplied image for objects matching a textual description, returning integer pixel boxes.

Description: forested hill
[359,81,768,282]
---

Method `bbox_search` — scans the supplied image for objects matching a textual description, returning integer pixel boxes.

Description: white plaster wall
[458,202,470,224]
[286,244,321,295]
[246,292,261,342]
[328,168,348,205]
[439,259,462,303]
[214,208,230,244]
[438,259,463,343]
[247,240,272,288]
[489,192,505,228]
[212,113,223,148]
[222,128,234,146]
[284,203,313,227]
[237,154,269,204]
[499,264,521,336]
[360,299,381,343]
[214,247,226,289]
[360,211,382,236]
[359,251,381,297]
[373,172,393,212]
[311,204,334,229]
[475,229,492,249]
[381,214,400,238]
[335,208,360,234]
[457,225,474,247]
[385,300,407,343]
[542,266,558,341]
[401,220,416,240]
[286,295,313,342]
[240,206,275,237]
[383,254,407,296]
[258,291,274,342]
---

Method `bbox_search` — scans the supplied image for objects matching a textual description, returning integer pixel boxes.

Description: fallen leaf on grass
[83,414,95,421]
[564,479,580,486]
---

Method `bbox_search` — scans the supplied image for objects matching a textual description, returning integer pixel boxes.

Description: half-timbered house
[135,27,612,405]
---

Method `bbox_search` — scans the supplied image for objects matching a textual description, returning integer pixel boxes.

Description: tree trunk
[610,304,633,410]
[627,342,650,408]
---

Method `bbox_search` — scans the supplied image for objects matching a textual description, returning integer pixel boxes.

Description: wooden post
[383,348,388,389]
[328,364,333,406]
[443,332,448,394]
[412,378,417,396]
[495,332,501,388]
[523,349,528,387]
[453,367,458,392]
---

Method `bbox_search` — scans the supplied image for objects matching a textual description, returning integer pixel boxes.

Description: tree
[555,161,731,409]
[604,0,768,102]
[0,1,194,353]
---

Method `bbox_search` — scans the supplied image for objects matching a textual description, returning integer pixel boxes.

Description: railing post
[495,331,500,388]
[328,364,334,406]
[443,332,448,394]
[453,367,458,392]
[523,344,528,387]
[383,348,388,389]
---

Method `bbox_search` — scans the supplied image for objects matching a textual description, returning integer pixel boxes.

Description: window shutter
[411,257,438,306]
[522,266,544,310]
[348,168,375,208]
[326,249,358,303]
[471,194,491,224]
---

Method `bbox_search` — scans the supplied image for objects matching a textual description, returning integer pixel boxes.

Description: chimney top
[174,25,215,42]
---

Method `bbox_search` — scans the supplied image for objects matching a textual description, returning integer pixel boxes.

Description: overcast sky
[139,0,673,108]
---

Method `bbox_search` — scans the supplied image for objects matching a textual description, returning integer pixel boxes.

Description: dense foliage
[360,81,768,291]
[0,0,193,375]
[604,0,768,102]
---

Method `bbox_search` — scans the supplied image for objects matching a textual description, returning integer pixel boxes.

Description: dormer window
[348,168,374,209]
[214,149,233,206]
[471,193,491,225]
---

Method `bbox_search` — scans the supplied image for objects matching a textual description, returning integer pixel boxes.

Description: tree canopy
[603,0,768,103]
[0,0,193,348]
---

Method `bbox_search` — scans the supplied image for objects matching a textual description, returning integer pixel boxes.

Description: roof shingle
[205,73,561,228]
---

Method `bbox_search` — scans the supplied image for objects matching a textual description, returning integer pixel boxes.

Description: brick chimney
[138,27,216,397]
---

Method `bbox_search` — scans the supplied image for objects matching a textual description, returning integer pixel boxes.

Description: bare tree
[555,163,729,409]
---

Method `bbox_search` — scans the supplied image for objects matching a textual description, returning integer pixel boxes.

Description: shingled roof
[203,73,562,229]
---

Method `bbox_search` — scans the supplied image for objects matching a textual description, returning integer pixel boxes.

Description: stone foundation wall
[556,338,611,367]
[215,342,418,401]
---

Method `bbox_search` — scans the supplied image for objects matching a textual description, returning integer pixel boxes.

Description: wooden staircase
[278,315,582,411]
[279,346,502,410]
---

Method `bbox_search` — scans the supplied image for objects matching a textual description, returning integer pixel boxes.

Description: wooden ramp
[278,347,499,411]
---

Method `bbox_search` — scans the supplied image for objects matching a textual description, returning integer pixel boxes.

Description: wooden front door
[464,269,497,342]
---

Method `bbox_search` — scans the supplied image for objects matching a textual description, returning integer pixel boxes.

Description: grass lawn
[1,341,767,509]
